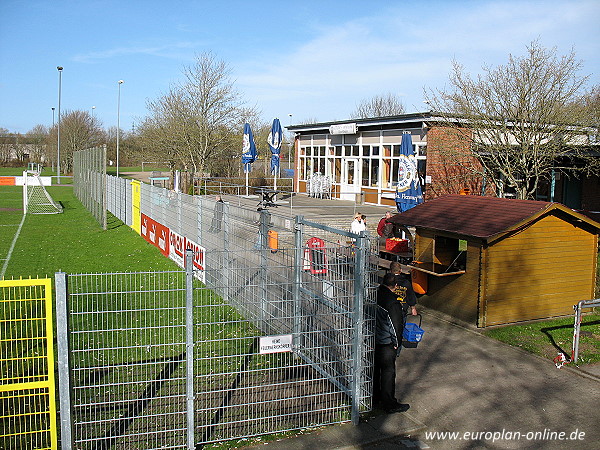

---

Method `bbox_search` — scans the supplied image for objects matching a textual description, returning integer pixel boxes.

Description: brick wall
[426,126,496,198]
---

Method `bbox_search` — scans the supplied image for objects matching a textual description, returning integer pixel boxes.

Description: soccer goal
[22,165,63,214]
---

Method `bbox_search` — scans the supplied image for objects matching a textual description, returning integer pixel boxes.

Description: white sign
[329,123,357,135]
[259,334,293,354]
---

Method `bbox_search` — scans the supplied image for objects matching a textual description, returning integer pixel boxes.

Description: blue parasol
[395,132,423,212]
[241,123,257,173]
[268,118,283,175]
[241,123,257,196]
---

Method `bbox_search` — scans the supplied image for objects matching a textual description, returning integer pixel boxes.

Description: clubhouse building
[288,112,600,212]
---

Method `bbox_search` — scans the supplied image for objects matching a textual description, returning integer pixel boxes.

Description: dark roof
[287,111,435,132]
[388,195,600,240]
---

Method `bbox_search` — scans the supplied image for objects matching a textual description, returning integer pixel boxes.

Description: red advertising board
[141,214,205,281]
[141,214,169,257]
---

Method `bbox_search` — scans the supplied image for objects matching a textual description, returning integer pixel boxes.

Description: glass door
[340,159,360,201]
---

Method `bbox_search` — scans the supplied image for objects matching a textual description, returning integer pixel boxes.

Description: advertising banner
[142,214,205,282]
[141,214,169,257]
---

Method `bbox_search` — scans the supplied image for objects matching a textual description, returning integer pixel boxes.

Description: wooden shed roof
[389,195,600,241]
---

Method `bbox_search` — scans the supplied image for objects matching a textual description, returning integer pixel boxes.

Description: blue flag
[241,123,257,173]
[395,132,423,212]
[268,118,283,174]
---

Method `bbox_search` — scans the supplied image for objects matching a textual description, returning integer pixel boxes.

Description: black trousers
[373,343,398,408]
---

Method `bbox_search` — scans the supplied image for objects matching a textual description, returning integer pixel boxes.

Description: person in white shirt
[350,213,366,234]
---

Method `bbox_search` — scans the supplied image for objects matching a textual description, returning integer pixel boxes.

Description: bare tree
[48,110,103,173]
[350,93,405,119]
[0,128,18,164]
[425,41,598,200]
[139,52,259,181]
[25,125,48,163]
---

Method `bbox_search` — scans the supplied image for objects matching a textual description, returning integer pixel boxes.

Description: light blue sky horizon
[1,0,598,135]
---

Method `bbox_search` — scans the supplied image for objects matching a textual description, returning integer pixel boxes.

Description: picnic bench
[149,171,169,187]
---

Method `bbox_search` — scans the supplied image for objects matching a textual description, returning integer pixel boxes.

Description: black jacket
[375,285,405,346]
[393,275,417,313]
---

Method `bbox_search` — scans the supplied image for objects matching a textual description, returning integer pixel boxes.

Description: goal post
[22,168,63,214]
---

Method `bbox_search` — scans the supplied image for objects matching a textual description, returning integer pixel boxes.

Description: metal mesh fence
[73,146,107,230]
[60,270,188,449]
[57,244,376,448]
[106,175,132,227]
[65,159,378,447]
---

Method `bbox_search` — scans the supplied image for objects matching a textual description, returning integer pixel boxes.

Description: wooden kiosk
[389,195,600,327]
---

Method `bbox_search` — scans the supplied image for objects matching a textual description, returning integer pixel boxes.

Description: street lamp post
[57,66,63,183]
[288,113,293,169]
[51,107,56,173]
[116,80,124,177]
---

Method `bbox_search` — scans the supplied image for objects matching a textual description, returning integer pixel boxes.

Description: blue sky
[1,0,599,134]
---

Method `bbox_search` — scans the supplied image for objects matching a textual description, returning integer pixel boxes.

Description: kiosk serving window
[413,233,466,276]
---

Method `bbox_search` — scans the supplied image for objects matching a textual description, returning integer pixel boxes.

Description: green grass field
[0,185,177,279]
[484,314,600,365]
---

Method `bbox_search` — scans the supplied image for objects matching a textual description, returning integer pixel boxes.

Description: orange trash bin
[411,262,428,294]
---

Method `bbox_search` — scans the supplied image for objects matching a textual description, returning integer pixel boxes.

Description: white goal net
[23,166,63,214]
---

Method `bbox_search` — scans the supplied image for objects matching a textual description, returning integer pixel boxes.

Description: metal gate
[0,278,58,450]
[56,233,376,448]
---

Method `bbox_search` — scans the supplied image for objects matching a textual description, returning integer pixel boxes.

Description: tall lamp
[116,80,124,177]
[57,66,63,183]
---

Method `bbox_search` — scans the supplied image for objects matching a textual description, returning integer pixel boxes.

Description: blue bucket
[403,322,424,343]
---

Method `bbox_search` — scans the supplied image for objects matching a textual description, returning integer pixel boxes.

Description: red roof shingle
[388,195,557,239]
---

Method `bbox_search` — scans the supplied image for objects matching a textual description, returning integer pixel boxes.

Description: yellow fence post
[0,278,57,450]
[131,179,141,234]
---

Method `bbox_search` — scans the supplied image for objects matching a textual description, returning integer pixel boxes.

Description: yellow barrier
[131,179,141,234]
[0,278,57,450]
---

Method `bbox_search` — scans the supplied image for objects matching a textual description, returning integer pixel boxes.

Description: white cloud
[236,0,599,122]
[72,41,203,63]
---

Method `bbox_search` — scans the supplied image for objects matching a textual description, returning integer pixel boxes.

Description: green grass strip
[484,314,600,365]
[1,185,178,279]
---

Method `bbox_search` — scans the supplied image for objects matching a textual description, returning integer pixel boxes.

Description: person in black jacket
[373,272,411,413]
[390,261,418,317]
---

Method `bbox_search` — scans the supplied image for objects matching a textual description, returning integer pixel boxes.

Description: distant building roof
[388,195,600,241]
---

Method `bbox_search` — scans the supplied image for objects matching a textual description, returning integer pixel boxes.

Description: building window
[362,159,370,186]
[371,160,379,187]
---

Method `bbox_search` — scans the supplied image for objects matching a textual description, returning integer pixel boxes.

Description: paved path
[245,309,600,449]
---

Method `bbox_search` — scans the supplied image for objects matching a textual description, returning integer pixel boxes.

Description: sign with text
[259,335,293,354]
[169,230,186,267]
[141,214,206,282]
[329,123,357,135]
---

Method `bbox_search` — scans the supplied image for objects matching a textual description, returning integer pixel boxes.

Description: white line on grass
[0,214,26,279]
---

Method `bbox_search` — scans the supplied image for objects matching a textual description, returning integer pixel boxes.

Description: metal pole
[55,272,73,450]
[293,216,304,350]
[185,250,195,449]
[102,144,107,230]
[57,66,63,184]
[223,201,231,302]
[116,80,124,177]
[259,208,270,331]
[351,231,367,425]
[572,301,582,363]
